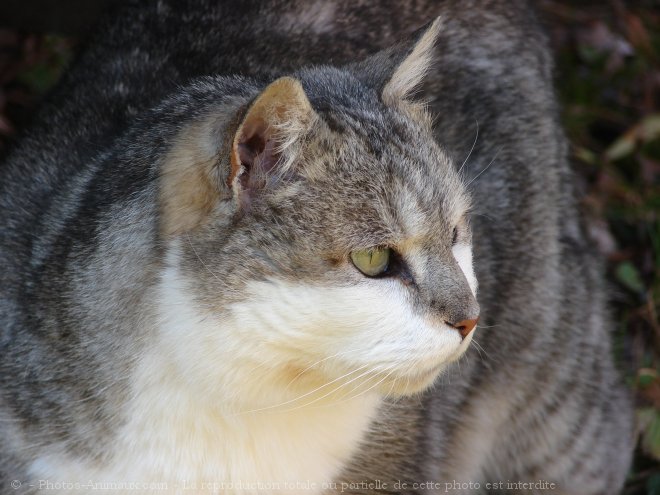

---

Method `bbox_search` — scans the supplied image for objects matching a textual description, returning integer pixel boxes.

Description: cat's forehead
[271,68,470,245]
[292,110,469,248]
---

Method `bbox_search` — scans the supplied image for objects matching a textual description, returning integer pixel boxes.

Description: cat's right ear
[160,77,316,236]
[353,17,442,106]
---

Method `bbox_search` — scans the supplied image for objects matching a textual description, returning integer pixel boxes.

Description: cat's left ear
[228,77,316,196]
[160,77,316,236]
[355,17,442,105]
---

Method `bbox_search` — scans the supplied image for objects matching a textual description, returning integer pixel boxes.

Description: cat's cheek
[225,279,466,395]
[452,242,478,296]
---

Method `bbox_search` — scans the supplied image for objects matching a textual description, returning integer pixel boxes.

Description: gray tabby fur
[0,0,633,493]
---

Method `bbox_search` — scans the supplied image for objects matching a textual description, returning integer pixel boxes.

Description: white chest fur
[30,374,379,495]
[101,363,380,494]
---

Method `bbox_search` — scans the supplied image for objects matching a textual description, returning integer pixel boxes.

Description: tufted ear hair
[352,17,442,105]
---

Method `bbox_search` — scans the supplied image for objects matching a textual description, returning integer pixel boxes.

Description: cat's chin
[376,337,474,397]
[379,363,447,396]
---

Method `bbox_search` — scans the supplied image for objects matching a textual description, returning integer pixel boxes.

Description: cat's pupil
[452,226,458,245]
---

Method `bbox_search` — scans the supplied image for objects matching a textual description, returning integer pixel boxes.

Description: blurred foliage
[0,1,658,492]
[0,29,73,156]
[540,1,660,493]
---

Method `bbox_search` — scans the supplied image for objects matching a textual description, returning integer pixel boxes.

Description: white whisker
[466,147,502,188]
[281,348,368,393]
[274,365,385,414]
[458,119,479,176]
[234,362,372,416]
[185,232,238,296]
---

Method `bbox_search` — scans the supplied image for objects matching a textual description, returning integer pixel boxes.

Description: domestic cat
[0,0,633,494]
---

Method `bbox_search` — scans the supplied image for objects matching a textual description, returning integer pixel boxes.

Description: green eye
[350,247,391,277]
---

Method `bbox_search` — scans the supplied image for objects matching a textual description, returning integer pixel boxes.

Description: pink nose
[447,317,479,339]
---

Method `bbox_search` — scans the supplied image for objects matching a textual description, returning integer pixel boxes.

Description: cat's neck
[112,359,381,492]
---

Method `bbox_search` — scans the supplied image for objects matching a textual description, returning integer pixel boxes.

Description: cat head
[157,18,479,410]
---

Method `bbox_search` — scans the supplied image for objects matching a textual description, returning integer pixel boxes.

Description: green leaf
[574,146,597,165]
[615,261,646,294]
[648,473,660,495]
[642,410,660,461]
[606,133,636,161]
[17,64,57,94]
[605,115,660,161]
[640,115,660,143]
[640,374,657,388]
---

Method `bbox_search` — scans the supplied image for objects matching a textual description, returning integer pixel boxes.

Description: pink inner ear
[235,128,278,190]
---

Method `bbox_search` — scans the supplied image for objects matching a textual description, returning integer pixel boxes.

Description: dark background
[0,1,658,493]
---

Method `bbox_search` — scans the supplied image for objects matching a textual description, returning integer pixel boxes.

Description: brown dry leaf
[625,13,654,58]
[0,115,14,136]
[638,368,660,410]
